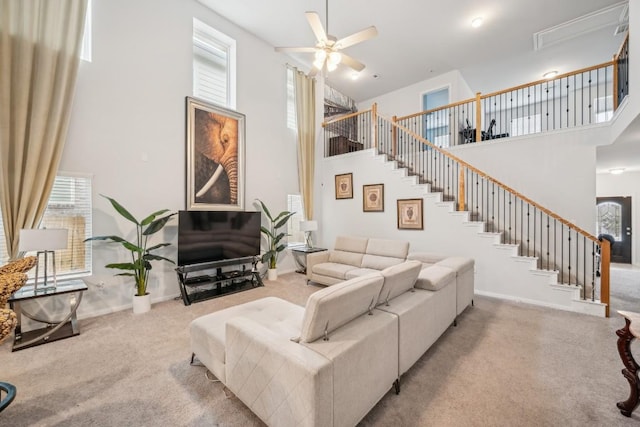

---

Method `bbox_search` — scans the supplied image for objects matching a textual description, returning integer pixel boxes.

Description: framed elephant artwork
[186,97,245,210]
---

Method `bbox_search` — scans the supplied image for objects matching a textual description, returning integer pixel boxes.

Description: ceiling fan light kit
[274,0,377,75]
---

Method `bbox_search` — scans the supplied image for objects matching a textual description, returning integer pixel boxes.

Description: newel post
[601,239,611,317]
[475,92,482,143]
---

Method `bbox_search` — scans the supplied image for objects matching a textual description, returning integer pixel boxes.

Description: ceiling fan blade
[335,26,378,49]
[341,54,366,72]
[274,47,318,53]
[306,12,327,42]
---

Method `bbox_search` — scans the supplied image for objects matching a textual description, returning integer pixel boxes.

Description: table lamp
[299,220,318,248]
[18,228,68,292]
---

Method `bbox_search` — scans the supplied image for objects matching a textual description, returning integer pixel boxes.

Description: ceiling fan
[274,0,378,75]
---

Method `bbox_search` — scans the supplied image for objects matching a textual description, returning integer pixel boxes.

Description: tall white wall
[61,0,298,317]
[449,125,604,232]
[596,170,640,266]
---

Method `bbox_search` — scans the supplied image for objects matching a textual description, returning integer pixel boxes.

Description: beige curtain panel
[294,68,316,221]
[0,0,87,259]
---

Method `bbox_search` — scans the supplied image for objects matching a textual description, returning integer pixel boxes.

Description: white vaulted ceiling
[197,0,627,102]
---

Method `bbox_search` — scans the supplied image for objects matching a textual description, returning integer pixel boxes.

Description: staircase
[319,147,607,316]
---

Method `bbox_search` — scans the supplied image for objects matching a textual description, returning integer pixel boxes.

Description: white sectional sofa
[190,257,471,426]
[306,236,409,286]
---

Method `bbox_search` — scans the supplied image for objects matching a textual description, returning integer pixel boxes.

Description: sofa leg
[453,318,457,327]
[394,379,400,395]
[472,299,474,307]
[190,353,196,365]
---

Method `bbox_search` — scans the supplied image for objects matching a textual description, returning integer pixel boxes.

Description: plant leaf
[274,212,295,229]
[102,195,139,225]
[143,213,176,235]
[274,210,293,222]
[260,226,275,239]
[121,241,143,253]
[105,262,137,270]
[275,243,287,253]
[144,254,175,264]
[140,209,170,226]
[114,272,136,277]
[256,199,273,222]
[146,242,171,252]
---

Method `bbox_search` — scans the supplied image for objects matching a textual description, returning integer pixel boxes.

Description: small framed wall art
[363,184,384,212]
[335,173,353,199]
[397,198,424,230]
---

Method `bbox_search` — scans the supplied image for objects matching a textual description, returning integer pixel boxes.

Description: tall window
[287,194,304,245]
[0,173,93,279]
[287,68,297,130]
[193,18,236,108]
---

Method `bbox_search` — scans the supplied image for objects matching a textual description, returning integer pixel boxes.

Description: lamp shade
[299,220,318,232]
[19,229,68,252]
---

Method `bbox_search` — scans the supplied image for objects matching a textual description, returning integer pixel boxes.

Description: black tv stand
[175,256,263,306]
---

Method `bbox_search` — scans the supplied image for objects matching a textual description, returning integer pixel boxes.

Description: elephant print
[194,109,239,205]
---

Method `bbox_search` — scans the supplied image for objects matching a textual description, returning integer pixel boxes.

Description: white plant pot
[267,268,278,281]
[132,293,151,314]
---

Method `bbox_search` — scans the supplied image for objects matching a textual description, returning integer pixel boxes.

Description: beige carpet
[1,273,639,426]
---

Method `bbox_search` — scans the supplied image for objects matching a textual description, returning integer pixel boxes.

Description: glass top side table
[8,279,88,351]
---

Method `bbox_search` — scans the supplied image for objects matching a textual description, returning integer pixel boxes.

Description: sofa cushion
[312,262,358,280]
[334,235,369,253]
[415,265,456,291]
[377,260,422,305]
[345,267,381,279]
[299,273,384,343]
[366,238,409,259]
[361,254,405,270]
[328,250,364,267]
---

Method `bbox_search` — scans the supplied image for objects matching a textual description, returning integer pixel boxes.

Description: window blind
[0,173,93,279]
[193,19,231,107]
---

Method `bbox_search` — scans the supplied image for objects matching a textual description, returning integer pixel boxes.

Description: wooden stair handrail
[395,97,477,122]
[385,116,600,243]
[322,108,372,127]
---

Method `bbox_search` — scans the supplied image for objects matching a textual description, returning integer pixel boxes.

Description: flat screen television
[178,210,261,266]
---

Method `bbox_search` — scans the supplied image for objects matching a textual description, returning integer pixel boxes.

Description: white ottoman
[190,297,304,383]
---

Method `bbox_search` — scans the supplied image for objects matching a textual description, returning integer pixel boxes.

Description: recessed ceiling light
[471,17,483,28]
[610,168,625,175]
[350,71,360,80]
[543,70,558,79]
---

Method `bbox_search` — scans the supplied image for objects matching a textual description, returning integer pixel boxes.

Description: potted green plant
[256,199,295,281]
[85,195,176,313]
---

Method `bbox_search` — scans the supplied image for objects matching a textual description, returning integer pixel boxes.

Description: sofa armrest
[225,317,333,427]
[306,250,330,280]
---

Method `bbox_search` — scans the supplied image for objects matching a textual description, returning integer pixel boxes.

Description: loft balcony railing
[395,61,616,148]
